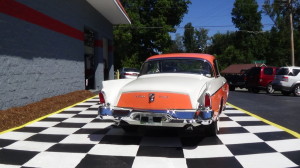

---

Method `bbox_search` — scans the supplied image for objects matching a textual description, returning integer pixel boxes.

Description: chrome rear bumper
[98,106,214,127]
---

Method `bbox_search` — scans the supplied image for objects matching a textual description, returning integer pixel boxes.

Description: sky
[171,0,274,38]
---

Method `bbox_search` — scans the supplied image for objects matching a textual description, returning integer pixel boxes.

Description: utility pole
[289,0,295,66]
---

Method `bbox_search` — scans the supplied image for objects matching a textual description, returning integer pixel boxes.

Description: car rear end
[272,68,290,92]
[121,68,140,79]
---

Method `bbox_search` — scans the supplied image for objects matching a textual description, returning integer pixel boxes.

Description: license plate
[140,114,162,125]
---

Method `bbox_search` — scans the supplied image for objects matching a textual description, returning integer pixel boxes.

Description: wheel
[282,91,291,96]
[293,84,300,97]
[252,88,259,93]
[266,83,274,94]
[205,120,219,136]
[121,125,138,132]
[229,85,235,91]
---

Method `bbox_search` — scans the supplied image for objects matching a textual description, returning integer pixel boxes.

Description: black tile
[60,111,82,114]
[54,122,86,128]
[41,117,67,122]
[86,108,98,111]
[0,149,38,165]
[181,136,223,147]
[219,127,249,134]
[25,134,67,143]
[225,108,238,110]
[74,128,110,134]
[76,154,134,168]
[15,127,47,133]
[225,113,250,117]
[100,135,141,145]
[236,121,268,126]
[220,117,232,121]
[137,146,184,158]
[282,150,300,165]
[255,131,297,141]
[227,142,276,155]
[47,144,94,153]
[0,139,16,148]
[72,114,98,118]
[73,105,91,108]
[187,157,243,168]
[85,101,99,103]
[91,118,115,123]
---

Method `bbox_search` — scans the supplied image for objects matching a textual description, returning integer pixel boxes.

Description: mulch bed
[0,90,96,132]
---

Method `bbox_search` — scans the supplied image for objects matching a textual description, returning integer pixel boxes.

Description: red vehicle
[245,66,279,93]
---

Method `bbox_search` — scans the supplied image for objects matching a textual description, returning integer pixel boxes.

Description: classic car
[98,53,229,136]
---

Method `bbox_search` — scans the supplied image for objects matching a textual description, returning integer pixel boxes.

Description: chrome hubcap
[268,85,274,93]
[296,86,300,96]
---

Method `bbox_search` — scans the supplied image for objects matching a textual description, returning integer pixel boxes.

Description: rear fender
[102,79,135,106]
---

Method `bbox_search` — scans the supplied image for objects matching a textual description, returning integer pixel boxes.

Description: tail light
[282,76,288,82]
[99,92,105,104]
[204,93,211,108]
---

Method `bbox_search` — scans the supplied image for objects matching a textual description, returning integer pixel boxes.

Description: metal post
[289,0,295,66]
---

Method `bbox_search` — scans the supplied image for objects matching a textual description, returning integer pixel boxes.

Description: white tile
[59,134,104,144]
[47,113,76,118]
[229,116,260,121]
[219,121,241,128]
[78,110,98,115]
[5,141,54,152]
[77,102,97,106]
[244,125,283,133]
[88,144,139,156]
[132,157,187,168]
[62,118,94,123]
[223,109,244,114]
[140,137,182,147]
[183,145,233,158]
[63,107,87,111]
[40,127,79,135]
[26,121,60,127]
[217,133,263,145]
[24,152,86,168]
[0,132,35,140]
[82,122,113,129]
[266,139,300,152]
[236,153,298,168]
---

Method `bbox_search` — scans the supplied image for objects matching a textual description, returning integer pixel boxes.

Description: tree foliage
[113,0,191,69]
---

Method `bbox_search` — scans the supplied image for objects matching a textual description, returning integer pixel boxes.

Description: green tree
[114,0,191,69]
[195,28,210,53]
[183,22,197,52]
[232,0,262,31]
[263,0,300,66]
[231,0,266,63]
[170,33,185,53]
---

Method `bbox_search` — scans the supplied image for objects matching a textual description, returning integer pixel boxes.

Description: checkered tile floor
[0,97,299,168]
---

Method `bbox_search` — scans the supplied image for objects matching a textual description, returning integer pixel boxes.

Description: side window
[293,69,300,76]
[213,59,220,77]
[263,68,273,75]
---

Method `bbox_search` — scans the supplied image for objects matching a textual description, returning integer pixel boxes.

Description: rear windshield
[276,68,300,76]
[140,58,214,77]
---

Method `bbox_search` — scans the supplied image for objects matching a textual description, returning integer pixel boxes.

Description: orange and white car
[98,53,229,136]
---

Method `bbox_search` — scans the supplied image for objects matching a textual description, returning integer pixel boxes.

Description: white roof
[86,0,131,25]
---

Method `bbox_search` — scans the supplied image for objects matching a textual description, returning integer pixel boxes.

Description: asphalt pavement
[228,88,300,134]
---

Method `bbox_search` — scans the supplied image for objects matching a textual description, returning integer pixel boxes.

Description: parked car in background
[120,67,140,79]
[271,66,300,96]
[98,53,229,136]
[224,69,248,91]
[245,66,279,93]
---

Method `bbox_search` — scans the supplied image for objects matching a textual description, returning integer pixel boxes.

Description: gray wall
[0,0,114,110]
